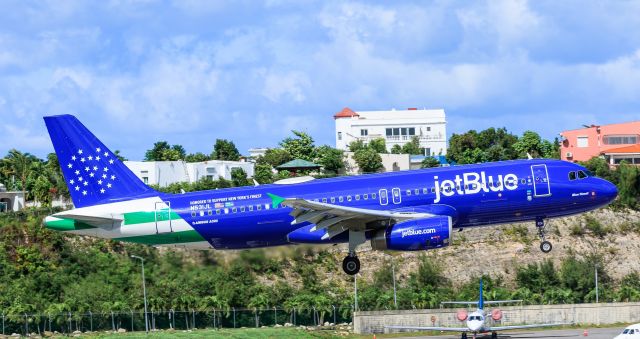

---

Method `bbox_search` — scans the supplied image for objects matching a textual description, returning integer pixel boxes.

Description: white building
[334,107,447,156]
[124,160,255,187]
[0,184,25,212]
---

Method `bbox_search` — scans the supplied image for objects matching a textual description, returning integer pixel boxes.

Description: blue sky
[2,0,640,159]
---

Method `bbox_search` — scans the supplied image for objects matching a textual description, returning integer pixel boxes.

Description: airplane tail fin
[44,115,157,208]
[478,279,484,310]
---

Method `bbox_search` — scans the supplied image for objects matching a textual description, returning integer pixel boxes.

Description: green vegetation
[93,328,346,338]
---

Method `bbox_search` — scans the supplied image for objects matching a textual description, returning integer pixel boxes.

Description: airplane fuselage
[47,159,618,250]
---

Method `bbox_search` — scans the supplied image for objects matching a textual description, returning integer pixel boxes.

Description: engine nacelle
[491,309,503,321]
[371,216,452,251]
[456,310,468,321]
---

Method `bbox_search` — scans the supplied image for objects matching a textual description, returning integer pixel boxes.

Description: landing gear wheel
[342,255,360,275]
[540,240,552,253]
[536,217,553,253]
[491,331,497,339]
[461,332,467,339]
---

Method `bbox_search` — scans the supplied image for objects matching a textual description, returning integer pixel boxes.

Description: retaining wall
[354,302,640,334]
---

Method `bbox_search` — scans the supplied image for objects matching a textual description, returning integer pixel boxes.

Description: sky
[1,0,640,160]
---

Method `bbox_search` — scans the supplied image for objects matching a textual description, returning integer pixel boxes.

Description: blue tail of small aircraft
[44,115,156,208]
[478,279,484,310]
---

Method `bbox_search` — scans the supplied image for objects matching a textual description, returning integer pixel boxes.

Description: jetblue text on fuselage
[433,171,519,203]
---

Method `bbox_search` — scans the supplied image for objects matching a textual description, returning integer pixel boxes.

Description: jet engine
[370,216,452,251]
[491,309,503,321]
[456,310,468,321]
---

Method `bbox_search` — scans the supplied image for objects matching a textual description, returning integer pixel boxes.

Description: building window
[401,128,407,135]
[360,129,368,136]
[408,127,415,135]
[577,136,589,148]
[142,177,149,184]
[338,132,342,140]
[393,128,400,136]
[427,126,431,132]
[603,135,638,145]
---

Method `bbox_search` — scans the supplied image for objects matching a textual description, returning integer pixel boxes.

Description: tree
[348,140,366,152]
[185,152,210,163]
[513,131,544,158]
[401,136,422,155]
[1,149,37,199]
[144,141,186,161]
[390,144,403,154]
[447,128,519,164]
[253,164,274,184]
[231,168,250,187]
[257,149,292,168]
[353,148,383,173]
[368,138,387,153]
[211,139,241,161]
[421,157,440,168]
[315,146,344,174]
[617,161,640,208]
[280,131,315,161]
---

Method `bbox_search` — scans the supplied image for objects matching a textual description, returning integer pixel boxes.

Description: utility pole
[595,264,599,303]
[131,255,149,333]
[354,274,358,312]
[391,256,397,309]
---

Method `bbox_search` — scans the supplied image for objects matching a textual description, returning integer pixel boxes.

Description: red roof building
[601,144,640,166]
[333,107,359,119]
[559,121,640,162]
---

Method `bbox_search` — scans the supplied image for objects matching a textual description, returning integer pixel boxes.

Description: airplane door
[155,201,173,234]
[531,164,551,197]
[379,189,389,205]
[392,188,402,204]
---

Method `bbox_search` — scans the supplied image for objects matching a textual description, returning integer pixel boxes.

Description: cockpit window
[577,170,587,179]
[623,329,629,334]
[569,171,577,181]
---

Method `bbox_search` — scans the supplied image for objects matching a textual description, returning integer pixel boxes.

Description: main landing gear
[536,217,552,253]
[491,331,497,339]
[461,332,467,339]
[342,230,366,275]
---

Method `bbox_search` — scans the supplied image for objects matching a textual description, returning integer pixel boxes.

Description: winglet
[267,193,285,209]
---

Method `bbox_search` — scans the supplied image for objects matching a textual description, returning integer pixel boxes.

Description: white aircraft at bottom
[386,280,569,339]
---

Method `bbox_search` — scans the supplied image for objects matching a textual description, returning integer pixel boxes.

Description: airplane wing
[385,325,469,332]
[51,210,122,228]
[486,323,570,331]
[275,195,436,240]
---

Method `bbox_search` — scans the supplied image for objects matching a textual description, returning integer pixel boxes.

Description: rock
[274,324,282,327]
[117,328,126,333]
[323,321,330,326]
[73,330,81,334]
[10,333,20,338]
[284,322,293,327]
[43,331,54,337]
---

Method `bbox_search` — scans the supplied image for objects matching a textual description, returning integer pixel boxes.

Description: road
[392,327,620,339]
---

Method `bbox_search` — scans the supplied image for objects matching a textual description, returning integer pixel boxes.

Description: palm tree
[1,149,37,200]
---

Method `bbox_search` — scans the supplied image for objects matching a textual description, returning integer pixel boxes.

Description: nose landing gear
[536,218,552,253]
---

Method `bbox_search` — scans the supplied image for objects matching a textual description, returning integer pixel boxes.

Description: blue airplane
[43,115,618,275]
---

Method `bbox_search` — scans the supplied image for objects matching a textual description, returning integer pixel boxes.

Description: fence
[354,302,640,334]
[0,307,353,336]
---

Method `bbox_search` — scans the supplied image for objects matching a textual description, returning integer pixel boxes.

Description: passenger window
[208,210,212,216]
[216,209,221,215]
[191,211,196,217]
[331,197,336,203]
[347,195,352,201]
[322,198,327,203]
[406,190,411,196]
[249,205,254,211]
[232,207,237,213]
[363,194,368,200]
[423,188,428,194]
[372,193,377,199]
[257,205,262,210]
[520,179,526,184]
[240,206,245,212]
[414,189,419,195]
[431,187,436,193]
[355,195,360,200]
[224,208,229,214]
[578,170,587,179]
[339,196,344,202]
[569,171,577,180]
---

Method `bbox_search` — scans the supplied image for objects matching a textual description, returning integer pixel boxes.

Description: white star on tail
[100,188,105,194]
[82,190,87,196]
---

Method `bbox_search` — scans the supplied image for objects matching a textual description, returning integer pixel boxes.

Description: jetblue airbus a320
[43,115,618,275]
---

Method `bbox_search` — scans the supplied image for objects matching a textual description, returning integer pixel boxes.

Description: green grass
[89,327,350,338]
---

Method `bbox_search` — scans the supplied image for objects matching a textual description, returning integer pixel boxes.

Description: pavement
[392,327,621,339]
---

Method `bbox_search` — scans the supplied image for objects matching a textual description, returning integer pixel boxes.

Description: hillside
[0,206,639,317]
